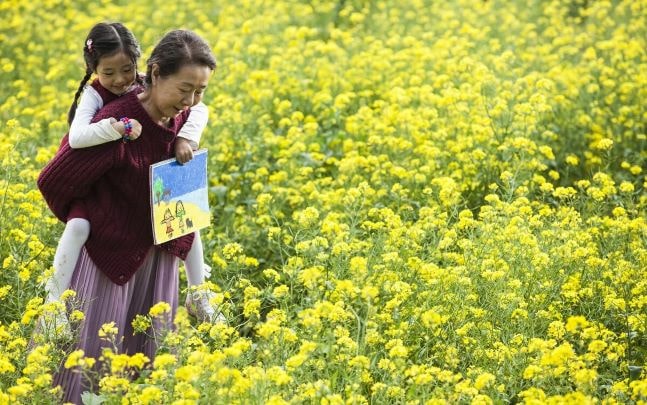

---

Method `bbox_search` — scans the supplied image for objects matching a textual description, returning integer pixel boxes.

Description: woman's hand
[174,137,194,164]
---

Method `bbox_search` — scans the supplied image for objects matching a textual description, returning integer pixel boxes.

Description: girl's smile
[95,52,136,96]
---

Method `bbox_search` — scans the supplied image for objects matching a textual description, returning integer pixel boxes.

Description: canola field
[0,0,646,403]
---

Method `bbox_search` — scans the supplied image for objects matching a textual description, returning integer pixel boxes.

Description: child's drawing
[149,149,211,244]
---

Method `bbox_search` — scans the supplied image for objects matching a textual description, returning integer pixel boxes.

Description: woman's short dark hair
[145,30,216,85]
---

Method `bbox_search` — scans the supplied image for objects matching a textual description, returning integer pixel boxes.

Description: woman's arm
[68,87,124,148]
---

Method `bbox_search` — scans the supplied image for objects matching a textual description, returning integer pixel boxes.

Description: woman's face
[151,64,211,119]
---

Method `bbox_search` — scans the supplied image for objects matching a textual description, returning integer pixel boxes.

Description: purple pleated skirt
[53,246,179,404]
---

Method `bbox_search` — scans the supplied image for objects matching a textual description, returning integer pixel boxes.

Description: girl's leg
[32,218,90,344]
[46,218,90,303]
[183,231,207,287]
[183,231,225,323]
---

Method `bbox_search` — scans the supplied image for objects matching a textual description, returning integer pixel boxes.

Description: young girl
[43,22,222,329]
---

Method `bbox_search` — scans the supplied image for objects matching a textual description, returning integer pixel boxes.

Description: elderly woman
[37,29,216,403]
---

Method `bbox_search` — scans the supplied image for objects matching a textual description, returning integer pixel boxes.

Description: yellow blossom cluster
[0,0,645,403]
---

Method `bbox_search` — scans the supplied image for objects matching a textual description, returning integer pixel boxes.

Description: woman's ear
[151,63,160,86]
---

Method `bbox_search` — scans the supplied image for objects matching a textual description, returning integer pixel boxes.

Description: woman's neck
[137,91,171,127]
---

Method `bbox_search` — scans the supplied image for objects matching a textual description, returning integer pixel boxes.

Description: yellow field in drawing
[151,198,211,244]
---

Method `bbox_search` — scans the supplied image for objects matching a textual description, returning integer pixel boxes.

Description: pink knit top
[38,89,194,285]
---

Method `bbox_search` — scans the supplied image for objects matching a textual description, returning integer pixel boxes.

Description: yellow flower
[540,343,575,368]
[2,256,13,269]
[263,268,280,282]
[243,298,261,318]
[0,285,12,300]
[285,353,307,370]
[474,373,496,390]
[612,207,626,217]
[140,386,163,404]
[421,310,448,328]
[64,350,85,369]
[7,383,31,397]
[630,379,647,400]
[298,266,324,289]
[99,376,129,392]
[222,243,244,260]
[565,154,579,166]
[128,352,149,370]
[149,369,168,383]
[266,395,289,405]
[292,207,320,227]
[154,353,177,369]
[108,353,130,374]
[588,340,607,353]
[553,187,577,199]
[272,285,289,298]
[538,145,555,160]
[60,290,76,302]
[175,365,200,382]
[572,368,598,388]
[131,314,151,333]
[349,256,368,274]
[547,321,565,340]
[0,354,16,374]
[500,171,513,183]
[523,364,542,380]
[387,341,408,358]
[619,181,634,193]
[267,366,292,386]
[593,138,613,150]
[149,301,171,317]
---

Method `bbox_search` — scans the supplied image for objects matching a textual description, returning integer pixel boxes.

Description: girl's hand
[111,118,142,141]
[128,119,142,140]
[174,137,194,164]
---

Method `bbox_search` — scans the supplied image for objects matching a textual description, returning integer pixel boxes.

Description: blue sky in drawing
[170,188,210,213]
[152,150,208,200]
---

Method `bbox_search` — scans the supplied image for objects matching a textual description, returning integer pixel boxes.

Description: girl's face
[95,51,136,95]
[150,63,211,120]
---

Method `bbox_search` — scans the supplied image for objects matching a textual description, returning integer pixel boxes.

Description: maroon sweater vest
[38,89,194,285]
[92,79,121,105]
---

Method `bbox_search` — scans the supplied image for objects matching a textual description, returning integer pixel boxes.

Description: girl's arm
[177,101,209,149]
[39,101,131,222]
[68,86,124,148]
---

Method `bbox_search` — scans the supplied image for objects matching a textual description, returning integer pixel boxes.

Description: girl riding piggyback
[41,23,221,338]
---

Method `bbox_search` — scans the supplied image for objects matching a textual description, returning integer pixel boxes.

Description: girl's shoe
[29,306,73,349]
[185,289,226,324]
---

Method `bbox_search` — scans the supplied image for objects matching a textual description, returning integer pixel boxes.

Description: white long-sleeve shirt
[68,85,208,149]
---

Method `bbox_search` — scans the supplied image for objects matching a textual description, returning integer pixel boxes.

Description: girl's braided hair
[68,22,141,125]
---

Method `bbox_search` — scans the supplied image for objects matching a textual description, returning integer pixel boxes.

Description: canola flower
[1,0,646,403]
